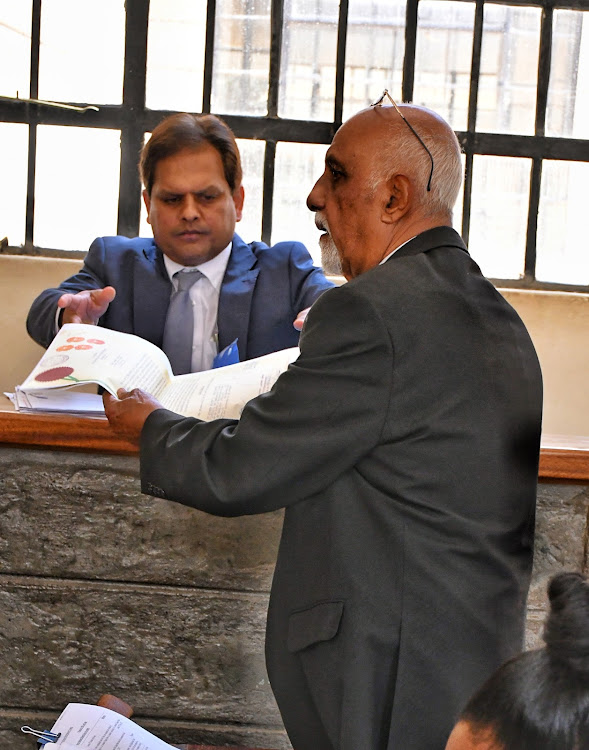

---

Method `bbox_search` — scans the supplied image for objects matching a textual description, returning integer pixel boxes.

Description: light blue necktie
[162,268,202,375]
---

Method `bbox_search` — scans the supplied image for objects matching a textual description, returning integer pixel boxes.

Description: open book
[23,702,178,749]
[14,323,299,420]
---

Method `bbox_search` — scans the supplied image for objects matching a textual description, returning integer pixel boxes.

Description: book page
[44,703,177,750]
[19,324,173,399]
[159,346,300,419]
[9,389,107,418]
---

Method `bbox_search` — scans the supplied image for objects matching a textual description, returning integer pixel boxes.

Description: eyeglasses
[370,89,434,192]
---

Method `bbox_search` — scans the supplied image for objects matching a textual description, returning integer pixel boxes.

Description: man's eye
[163,196,180,204]
[329,166,344,181]
[199,192,219,203]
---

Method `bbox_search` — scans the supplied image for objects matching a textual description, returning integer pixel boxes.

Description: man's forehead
[326,112,381,167]
[154,147,230,191]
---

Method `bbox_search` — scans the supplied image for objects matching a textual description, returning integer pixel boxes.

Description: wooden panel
[0,408,137,455]
[2,410,589,481]
[539,447,589,482]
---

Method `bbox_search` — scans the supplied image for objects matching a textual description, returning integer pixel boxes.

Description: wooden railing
[1,408,588,483]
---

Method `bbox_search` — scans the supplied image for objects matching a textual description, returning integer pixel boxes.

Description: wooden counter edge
[0,408,137,455]
[1,410,589,482]
[538,447,589,483]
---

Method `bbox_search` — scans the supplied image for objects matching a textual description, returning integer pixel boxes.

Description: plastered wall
[1,254,588,437]
[0,255,82,402]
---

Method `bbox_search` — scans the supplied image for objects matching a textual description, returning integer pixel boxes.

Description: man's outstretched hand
[59,286,116,326]
[103,388,163,444]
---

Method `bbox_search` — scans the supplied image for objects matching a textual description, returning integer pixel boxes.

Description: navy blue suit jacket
[26,234,334,362]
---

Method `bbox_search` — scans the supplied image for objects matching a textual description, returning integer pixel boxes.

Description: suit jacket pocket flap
[287,600,344,653]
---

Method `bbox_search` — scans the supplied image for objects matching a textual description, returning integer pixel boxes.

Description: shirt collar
[379,236,416,265]
[163,241,232,292]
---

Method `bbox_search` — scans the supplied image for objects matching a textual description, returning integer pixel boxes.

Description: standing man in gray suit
[102,99,543,750]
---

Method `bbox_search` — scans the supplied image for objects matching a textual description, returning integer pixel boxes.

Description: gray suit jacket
[139,226,543,750]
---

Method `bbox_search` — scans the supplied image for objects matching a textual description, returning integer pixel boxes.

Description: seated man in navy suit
[26,112,333,374]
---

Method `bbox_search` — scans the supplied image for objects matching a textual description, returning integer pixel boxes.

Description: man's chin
[161,239,224,267]
[320,236,343,276]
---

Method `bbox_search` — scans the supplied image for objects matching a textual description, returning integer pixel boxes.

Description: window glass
[0,123,28,247]
[536,160,589,284]
[453,153,466,233]
[414,1,475,131]
[343,0,405,122]
[272,142,328,265]
[0,0,32,98]
[38,0,125,104]
[546,10,589,139]
[235,138,265,244]
[279,0,339,121]
[211,0,271,116]
[478,5,541,135]
[468,155,531,279]
[145,0,207,112]
[34,126,121,250]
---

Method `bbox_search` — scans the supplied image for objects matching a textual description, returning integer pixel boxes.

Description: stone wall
[1,445,587,750]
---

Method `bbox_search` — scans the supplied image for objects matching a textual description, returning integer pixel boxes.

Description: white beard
[320,234,343,276]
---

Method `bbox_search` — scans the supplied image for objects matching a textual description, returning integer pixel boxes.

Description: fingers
[96,286,116,306]
[57,293,75,309]
[58,287,115,326]
[293,306,311,331]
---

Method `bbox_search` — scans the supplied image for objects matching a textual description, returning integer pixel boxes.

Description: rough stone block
[0,449,283,592]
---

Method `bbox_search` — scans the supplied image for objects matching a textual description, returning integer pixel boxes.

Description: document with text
[14,323,299,420]
[41,702,178,750]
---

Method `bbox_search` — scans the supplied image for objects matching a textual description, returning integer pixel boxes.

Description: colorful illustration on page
[34,335,106,383]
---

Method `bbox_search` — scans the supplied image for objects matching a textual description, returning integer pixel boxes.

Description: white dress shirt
[163,242,232,372]
[379,237,416,265]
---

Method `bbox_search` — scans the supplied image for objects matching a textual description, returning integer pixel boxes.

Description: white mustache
[315,213,330,234]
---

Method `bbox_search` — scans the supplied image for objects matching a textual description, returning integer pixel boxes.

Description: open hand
[59,286,116,326]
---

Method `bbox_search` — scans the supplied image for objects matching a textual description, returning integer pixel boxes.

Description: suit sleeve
[140,283,393,516]
[285,241,335,313]
[26,237,108,348]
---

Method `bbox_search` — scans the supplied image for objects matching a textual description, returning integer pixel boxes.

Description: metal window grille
[1,0,588,290]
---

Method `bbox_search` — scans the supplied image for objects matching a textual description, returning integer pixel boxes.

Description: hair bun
[543,571,589,676]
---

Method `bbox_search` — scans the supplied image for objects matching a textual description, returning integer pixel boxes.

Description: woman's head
[446,572,589,750]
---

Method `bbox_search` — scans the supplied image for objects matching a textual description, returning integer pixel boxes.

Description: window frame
[1,0,589,291]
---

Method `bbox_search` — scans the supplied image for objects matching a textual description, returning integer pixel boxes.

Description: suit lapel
[133,240,172,347]
[217,234,260,358]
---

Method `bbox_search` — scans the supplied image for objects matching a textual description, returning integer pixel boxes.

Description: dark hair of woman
[461,572,589,750]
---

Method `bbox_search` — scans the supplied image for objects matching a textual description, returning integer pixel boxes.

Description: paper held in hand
[25,701,178,749]
[14,323,299,420]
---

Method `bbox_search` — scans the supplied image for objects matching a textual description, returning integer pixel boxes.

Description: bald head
[306,102,463,279]
[354,103,463,217]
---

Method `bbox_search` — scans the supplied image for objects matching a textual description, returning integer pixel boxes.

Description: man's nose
[306,177,324,212]
[181,195,200,220]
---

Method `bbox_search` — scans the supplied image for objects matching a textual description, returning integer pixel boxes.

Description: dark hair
[461,572,589,750]
[139,112,242,196]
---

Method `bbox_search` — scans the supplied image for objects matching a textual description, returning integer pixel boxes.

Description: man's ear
[233,184,245,222]
[142,189,151,225]
[382,174,411,223]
